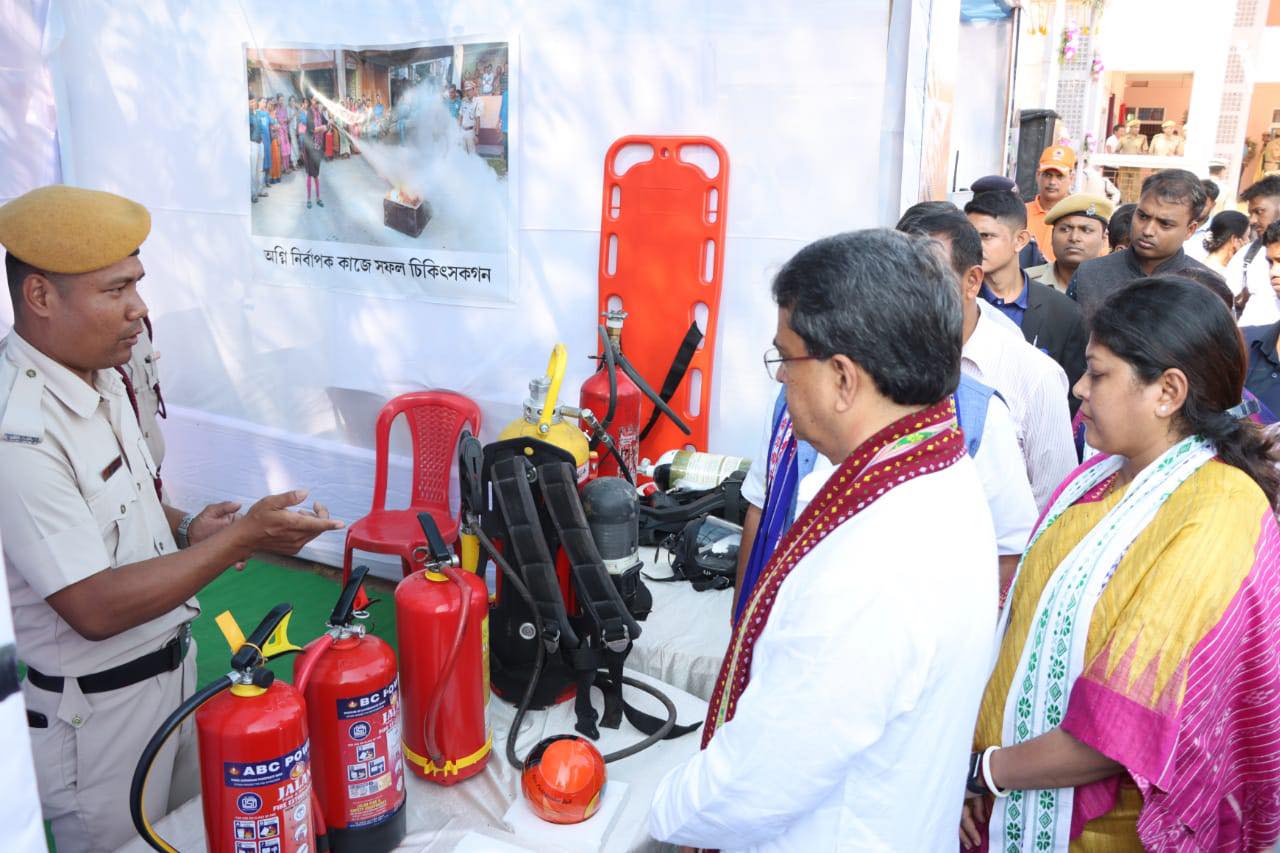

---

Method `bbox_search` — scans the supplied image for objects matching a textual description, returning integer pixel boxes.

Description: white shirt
[742,390,1035,556]
[459,97,483,130]
[964,301,1077,510]
[1183,224,1211,261]
[1228,240,1280,325]
[650,459,997,851]
[0,330,193,677]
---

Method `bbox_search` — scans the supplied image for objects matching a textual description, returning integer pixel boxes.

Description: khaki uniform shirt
[1149,133,1184,157]
[0,329,196,679]
[1026,261,1068,294]
[1117,134,1147,155]
[120,327,165,471]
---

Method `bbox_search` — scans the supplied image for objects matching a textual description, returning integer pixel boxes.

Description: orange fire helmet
[521,734,607,824]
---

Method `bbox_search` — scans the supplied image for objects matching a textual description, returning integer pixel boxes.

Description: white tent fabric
[0,536,45,853]
[4,0,931,574]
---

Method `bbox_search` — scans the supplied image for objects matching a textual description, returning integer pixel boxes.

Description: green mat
[192,558,401,685]
[44,558,400,852]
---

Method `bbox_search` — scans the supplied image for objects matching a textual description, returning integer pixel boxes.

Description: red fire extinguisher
[131,604,324,853]
[293,566,406,851]
[581,310,642,480]
[580,310,693,484]
[397,512,490,785]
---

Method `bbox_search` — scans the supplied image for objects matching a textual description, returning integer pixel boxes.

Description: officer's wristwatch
[176,513,196,549]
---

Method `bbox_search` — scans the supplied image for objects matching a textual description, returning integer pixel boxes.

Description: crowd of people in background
[651,150,1280,851]
[249,93,334,208]
[247,61,510,207]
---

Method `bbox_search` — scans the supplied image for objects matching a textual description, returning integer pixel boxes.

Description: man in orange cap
[1026,145,1076,263]
[0,185,344,851]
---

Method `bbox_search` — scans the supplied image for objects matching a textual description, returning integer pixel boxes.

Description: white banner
[254,237,506,304]
[245,36,516,303]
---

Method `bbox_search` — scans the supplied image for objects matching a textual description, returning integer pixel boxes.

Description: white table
[627,551,734,701]
[117,670,705,853]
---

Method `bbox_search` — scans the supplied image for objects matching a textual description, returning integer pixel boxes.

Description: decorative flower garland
[1060,20,1081,63]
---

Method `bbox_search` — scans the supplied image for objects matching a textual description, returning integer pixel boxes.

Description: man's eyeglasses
[763,346,821,382]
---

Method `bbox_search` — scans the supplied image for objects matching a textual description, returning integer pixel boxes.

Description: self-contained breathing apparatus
[459,339,701,768]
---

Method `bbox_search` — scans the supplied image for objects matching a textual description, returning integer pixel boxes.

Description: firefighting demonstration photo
[5,1,1280,852]
[247,43,509,254]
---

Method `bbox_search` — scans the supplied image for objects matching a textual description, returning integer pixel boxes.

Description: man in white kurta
[649,229,999,851]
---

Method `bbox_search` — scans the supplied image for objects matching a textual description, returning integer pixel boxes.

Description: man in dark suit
[964,191,1087,413]
[1067,169,1212,319]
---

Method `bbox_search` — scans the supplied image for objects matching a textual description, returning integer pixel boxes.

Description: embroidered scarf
[991,435,1216,852]
[702,397,965,747]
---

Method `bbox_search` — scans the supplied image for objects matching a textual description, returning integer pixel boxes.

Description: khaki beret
[1044,193,1114,227]
[0,185,150,274]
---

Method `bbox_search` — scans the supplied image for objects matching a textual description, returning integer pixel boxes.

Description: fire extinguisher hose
[311,789,330,852]
[293,634,336,695]
[473,525,678,767]
[130,674,234,853]
[424,563,473,766]
[594,324,619,439]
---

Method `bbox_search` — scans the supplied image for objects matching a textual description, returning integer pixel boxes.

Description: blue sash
[734,391,802,625]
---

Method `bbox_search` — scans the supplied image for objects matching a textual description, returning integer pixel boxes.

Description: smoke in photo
[246,42,510,254]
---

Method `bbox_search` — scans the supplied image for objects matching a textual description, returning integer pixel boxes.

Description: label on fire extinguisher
[224,740,313,852]
[617,425,639,474]
[336,677,406,829]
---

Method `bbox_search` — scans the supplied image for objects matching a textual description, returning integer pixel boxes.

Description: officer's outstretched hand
[234,489,344,557]
[189,501,242,546]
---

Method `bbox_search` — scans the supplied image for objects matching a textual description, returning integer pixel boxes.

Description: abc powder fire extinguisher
[130,603,325,853]
[293,566,406,851]
[396,512,491,785]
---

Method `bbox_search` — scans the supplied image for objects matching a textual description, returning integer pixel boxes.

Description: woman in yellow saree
[961,277,1280,852]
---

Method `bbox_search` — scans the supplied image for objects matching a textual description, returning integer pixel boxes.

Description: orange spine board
[596,135,729,459]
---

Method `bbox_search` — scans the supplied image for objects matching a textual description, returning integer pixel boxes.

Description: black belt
[26,625,191,695]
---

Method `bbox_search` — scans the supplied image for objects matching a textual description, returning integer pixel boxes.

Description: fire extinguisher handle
[329,565,370,627]
[417,512,454,564]
[231,602,293,670]
[458,430,485,520]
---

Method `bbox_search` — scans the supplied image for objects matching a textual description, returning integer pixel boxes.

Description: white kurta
[649,458,999,851]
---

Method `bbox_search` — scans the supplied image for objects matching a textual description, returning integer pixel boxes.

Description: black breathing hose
[474,522,677,766]
[614,349,692,436]
[130,675,235,853]
[474,524,547,770]
[596,325,619,439]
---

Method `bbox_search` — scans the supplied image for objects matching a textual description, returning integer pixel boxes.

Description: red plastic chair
[342,390,481,582]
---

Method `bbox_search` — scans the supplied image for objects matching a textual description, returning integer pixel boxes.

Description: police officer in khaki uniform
[0,185,344,852]
[121,319,165,483]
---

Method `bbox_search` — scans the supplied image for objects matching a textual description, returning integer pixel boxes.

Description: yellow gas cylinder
[498,344,591,483]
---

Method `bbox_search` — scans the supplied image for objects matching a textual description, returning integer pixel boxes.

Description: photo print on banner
[246,38,515,304]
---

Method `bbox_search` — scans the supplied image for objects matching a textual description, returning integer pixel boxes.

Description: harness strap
[536,462,641,651]
[638,321,704,441]
[537,461,644,739]
[489,456,577,651]
[592,671,702,739]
